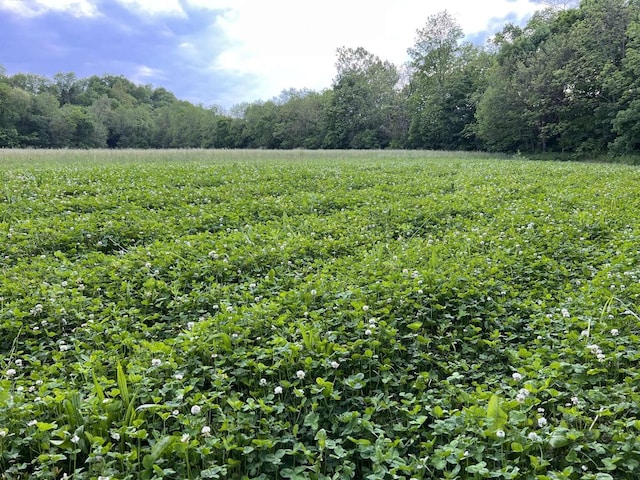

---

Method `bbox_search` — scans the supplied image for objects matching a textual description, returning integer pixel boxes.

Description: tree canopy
[1,0,639,156]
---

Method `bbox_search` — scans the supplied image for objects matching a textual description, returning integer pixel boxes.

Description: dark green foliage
[1,0,640,154]
[2,150,640,478]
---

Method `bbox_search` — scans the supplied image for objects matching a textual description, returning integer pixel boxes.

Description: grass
[1,149,639,479]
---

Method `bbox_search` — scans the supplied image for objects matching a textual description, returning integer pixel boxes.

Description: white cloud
[112,0,237,17]
[185,0,237,9]
[115,0,184,16]
[0,0,229,18]
[0,0,543,107]
[207,0,541,103]
[0,0,98,17]
[132,65,165,83]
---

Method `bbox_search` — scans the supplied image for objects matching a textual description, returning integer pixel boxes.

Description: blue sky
[0,0,543,110]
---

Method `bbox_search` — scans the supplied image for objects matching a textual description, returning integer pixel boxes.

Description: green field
[1,150,640,479]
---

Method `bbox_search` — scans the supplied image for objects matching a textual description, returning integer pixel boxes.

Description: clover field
[1,150,640,480]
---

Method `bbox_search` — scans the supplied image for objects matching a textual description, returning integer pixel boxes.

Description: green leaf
[314,428,327,449]
[149,435,174,464]
[487,394,508,430]
[466,461,489,474]
[116,362,129,408]
[347,436,371,446]
[594,474,614,480]
[304,411,319,431]
[36,422,57,432]
[549,429,571,448]
[511,441,523,452]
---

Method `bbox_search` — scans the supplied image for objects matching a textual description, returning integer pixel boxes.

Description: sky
[0,0,544,110]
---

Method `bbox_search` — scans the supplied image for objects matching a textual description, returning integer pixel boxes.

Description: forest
[1,0,639,155]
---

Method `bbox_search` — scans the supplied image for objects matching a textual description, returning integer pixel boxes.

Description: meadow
[1,150,639,479]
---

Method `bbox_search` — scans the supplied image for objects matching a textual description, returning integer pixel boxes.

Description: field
[1,150,640,480]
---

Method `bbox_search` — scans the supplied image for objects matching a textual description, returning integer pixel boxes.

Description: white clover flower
[310,289,317,296]
[70,434,80,444]
[274,386,283,395]
[0,430,6,438]
[611,328,619,336]
[537,417,548,428]
[364,329,372,336]
[362,305,369,311]
[15,359,22,367]
[537,407,545,413]
[259,378,267,386]
[27,420,37,427]
[580,330,589,338]
[181,433,190,443]
[597,352,606,362]
[586,344,599,353]
[496,429,505,438]
[528,432,540,442]
[369,318,377,325]
[187,322,195,330]
[190,405,201,415]
[571,396,579,405]
[173,373,184,380]
[6,368,16,378]
[561,308,570,318]
[201,425,211,436]
[330,361,340,369]
[151,358,162,367]
[111,432,121,441]
[296,370,306,380]
[512,372,523,382]
[98,476,111,480]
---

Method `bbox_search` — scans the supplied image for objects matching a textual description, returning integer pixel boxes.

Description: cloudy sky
[0,0,543,109]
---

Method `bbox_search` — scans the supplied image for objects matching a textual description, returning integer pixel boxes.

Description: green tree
[273,89,330,149]
[8,73,53,95]
[0,83,31,147]
[27,92,62,147]
[611,17,640,153]
[242,100,280,148]
[406,11,486,150]
[477,1,637,155]
[53,72,83,105]
[325,47,399,148]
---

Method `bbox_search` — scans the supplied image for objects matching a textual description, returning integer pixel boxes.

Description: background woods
[1,0,639,155]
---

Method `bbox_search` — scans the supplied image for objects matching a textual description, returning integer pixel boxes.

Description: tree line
[1,0,638,155]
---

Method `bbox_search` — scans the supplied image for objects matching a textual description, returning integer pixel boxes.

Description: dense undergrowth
[1,150,639,479]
